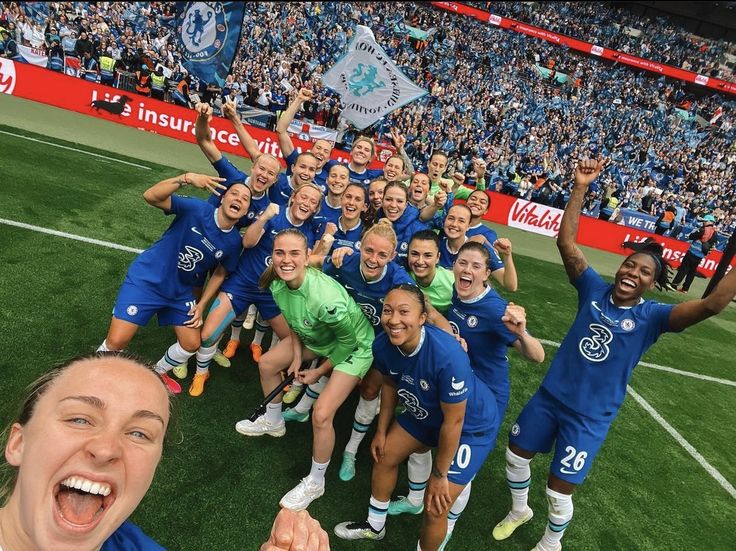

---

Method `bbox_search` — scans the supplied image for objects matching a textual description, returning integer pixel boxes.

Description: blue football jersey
[102,520,164,551]
[381,207,429,265]
[448,287,519,406]
[320,196,343,226]
[331,218,364,253]
[268,174,298,206]
[542,267,676,420]
[227,209,320,290]
[466,222,498,246]
[126,195,241,299]
[348,164,384,188]
[285,149,335,191]
[438,235,504,271]
[323,252,414,332]
[373,325,497,435]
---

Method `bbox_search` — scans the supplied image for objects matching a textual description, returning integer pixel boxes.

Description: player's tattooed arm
[557,159,604,282]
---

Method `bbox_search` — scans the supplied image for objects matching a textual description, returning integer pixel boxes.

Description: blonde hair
[362,218,397,250]
[258,229,308,290]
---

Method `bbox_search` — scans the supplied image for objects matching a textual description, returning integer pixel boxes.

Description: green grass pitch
[0,100,734,550]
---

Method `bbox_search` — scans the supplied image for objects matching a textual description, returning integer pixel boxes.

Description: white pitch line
[0,129,152,170]
[0,218,144,254]
[627,386,736,500]
[538,339,736,387]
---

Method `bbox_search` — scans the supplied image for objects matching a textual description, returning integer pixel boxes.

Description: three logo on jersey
[578,302,637,362]
[358,302,380,326]
[177,227,224,272]
[397,388,429,420]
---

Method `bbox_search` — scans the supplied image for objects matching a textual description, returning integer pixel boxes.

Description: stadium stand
[1,1,733,247]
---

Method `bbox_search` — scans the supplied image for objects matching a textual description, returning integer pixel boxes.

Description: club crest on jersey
[467,315,478,328]
[419,379,430,391]
[511,423,521,436]
[621,318,636,331]
[126,305,138,316]
[355,240,361,251]
[178,246,205,271]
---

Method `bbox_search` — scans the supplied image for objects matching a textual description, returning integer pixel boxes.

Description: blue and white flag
[321,25,427,130]
[175,2,244,87]
[16,45,47,67]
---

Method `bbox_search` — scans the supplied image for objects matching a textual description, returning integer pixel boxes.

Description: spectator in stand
[47,37,64,72]
[1,28,18,58]
[80,49,99,82]
[669,215,719,293]
[74,29,93,57]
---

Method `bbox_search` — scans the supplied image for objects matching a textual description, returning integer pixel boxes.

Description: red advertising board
[0,59,388,167]
[477,190,734,278]
[431,2,736,96]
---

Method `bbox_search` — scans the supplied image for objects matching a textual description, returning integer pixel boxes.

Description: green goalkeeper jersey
[411,266,454,314]
[270,268,374,366]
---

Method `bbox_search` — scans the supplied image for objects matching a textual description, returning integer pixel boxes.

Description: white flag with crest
[321,25,427,130]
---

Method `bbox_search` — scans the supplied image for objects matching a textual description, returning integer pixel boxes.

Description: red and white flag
[64,57,81,77]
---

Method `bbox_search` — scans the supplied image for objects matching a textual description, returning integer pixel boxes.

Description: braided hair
[624,240,670,291]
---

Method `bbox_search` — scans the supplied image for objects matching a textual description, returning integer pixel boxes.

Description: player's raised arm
[143,172,226,210]
[222,98,262,161]
[243,203,279,248]
[557,159,604,282]
[194,103,222,163]
[276,88,313,159]
[668,264,736,331]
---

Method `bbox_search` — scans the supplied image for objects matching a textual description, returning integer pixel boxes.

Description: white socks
[505,447,532,517]
[406,451,432,505]
[539,487,573,550]
[155,341,194,374]
[308,457,330,486]
[344,395,379,455]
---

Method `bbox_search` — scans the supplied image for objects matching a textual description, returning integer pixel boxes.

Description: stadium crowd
[1,1,733,243]
[470,1,736,80]
[226,2,736,245]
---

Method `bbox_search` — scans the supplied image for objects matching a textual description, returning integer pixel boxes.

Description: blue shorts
[509,387,612,484]
[219,282,281,320]
[113,278,193,327]
[398,414,495,486]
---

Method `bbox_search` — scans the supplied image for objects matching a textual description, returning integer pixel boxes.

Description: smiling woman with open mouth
[0,354,171,551]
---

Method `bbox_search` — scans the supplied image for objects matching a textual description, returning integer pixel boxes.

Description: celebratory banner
[321,25,427,129]
[431,2,736,96]
[287,120,338,145]
[0,59,386,168]
[175,2,245,87]
[16,45,48,67]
